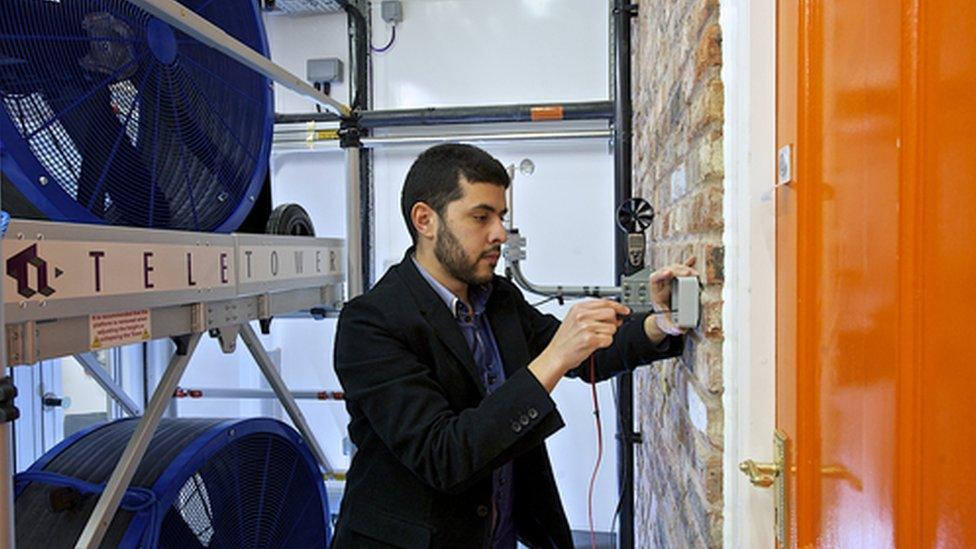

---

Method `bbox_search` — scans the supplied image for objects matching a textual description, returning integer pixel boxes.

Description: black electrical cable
[530,296,558,307]
[313,82,332,113]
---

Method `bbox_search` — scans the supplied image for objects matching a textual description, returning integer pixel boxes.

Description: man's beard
[434,221,496,286]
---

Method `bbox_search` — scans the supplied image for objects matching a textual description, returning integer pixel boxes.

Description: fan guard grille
[0,0,273,232]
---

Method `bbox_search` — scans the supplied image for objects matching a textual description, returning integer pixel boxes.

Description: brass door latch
[739,459,778,488]
[739,431,789,547]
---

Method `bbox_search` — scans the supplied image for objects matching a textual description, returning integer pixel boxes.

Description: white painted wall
[721,1,777,546]
[369,0,609,108]
[60,356,107,415]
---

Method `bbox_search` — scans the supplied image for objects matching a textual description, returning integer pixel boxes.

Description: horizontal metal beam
[361,101,613,127]
[173,387,344,400]
[6,285,341,366]
[362,130,610,148]
[124,0,350,116]
[273,129,611,151]
[273,100,613,127]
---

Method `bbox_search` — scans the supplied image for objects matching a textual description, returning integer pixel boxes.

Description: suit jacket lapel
[396,250,486,397]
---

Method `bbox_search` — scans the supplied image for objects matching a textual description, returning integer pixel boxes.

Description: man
[332,144,697,548]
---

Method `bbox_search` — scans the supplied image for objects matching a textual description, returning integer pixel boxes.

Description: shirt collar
[411,254,492,320]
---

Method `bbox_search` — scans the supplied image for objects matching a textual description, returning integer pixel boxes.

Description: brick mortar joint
[686,119,726,148]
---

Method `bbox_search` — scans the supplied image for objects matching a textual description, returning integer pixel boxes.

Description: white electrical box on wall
[670,276,701,329]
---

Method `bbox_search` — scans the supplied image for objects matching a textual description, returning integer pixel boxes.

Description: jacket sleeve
[334,298,565,495]
[512,288,685,383]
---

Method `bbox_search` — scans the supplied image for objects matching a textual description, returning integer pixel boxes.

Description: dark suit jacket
[331,250,682,548]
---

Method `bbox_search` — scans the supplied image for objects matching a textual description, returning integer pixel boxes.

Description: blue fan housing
[14,418,331,548]
[0,0,273,232]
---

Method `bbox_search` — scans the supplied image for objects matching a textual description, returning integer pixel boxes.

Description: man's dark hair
[400,143,511,244]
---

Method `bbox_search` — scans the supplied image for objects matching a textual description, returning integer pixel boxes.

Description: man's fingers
[590,322,619,336]
[684,256,697,267]
[654,314,687,336]
[578,299,631,316]
[650,269,672,284]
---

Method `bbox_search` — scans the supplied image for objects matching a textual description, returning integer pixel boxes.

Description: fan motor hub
[147,18,178,65]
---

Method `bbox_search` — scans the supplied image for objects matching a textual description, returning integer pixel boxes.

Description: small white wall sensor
[670,276,701,329]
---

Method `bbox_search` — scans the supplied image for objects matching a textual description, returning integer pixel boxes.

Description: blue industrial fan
[14,417,331,548]
[0,0,273,231]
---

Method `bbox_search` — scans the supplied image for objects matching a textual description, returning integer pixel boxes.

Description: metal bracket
[207,299,255,329]
[613,3,639,16]
[257,293,272,320]
[190,303,206,334]
[171,334,192,356]
[339,115,363,149]
[502,230,527,263]
[214,325,240,354]
[615,430,643,445]
[6,321,37,367]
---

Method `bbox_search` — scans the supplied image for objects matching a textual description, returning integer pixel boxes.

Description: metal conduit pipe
[363,130,610,147]
[272,100,613,127]
[339,0,375,290]
[505,261,621,302]
[359,101,614,128]
[612,1,638,547]
[273,129,612,149]
[345,149,363,298]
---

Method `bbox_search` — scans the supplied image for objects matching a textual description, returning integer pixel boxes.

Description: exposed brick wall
[632,0,724,546]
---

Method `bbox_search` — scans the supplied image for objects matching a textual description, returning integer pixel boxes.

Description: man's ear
[411,202,438,242]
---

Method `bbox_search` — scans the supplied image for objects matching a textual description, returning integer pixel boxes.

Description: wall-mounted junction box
[381,1,403,24]
[306,57,343,85]
[670,276,701,329]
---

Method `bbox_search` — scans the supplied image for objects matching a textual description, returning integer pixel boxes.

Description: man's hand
[528,300,631,392]
[645,256,699,341]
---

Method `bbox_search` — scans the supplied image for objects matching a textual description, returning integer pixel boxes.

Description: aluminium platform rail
[1,219,346,548]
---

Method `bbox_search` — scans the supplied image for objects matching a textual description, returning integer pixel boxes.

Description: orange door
[776,0,976,546]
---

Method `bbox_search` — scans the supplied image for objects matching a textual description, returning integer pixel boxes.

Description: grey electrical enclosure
[381,0,403,23]
[307,57,344,84]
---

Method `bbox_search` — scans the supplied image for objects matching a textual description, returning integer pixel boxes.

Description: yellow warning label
[89,309,152,351]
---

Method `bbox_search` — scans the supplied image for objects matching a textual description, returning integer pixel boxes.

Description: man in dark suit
[332,144,696,548]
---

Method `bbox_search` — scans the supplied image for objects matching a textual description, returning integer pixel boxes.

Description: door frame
[721,0,778,546]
